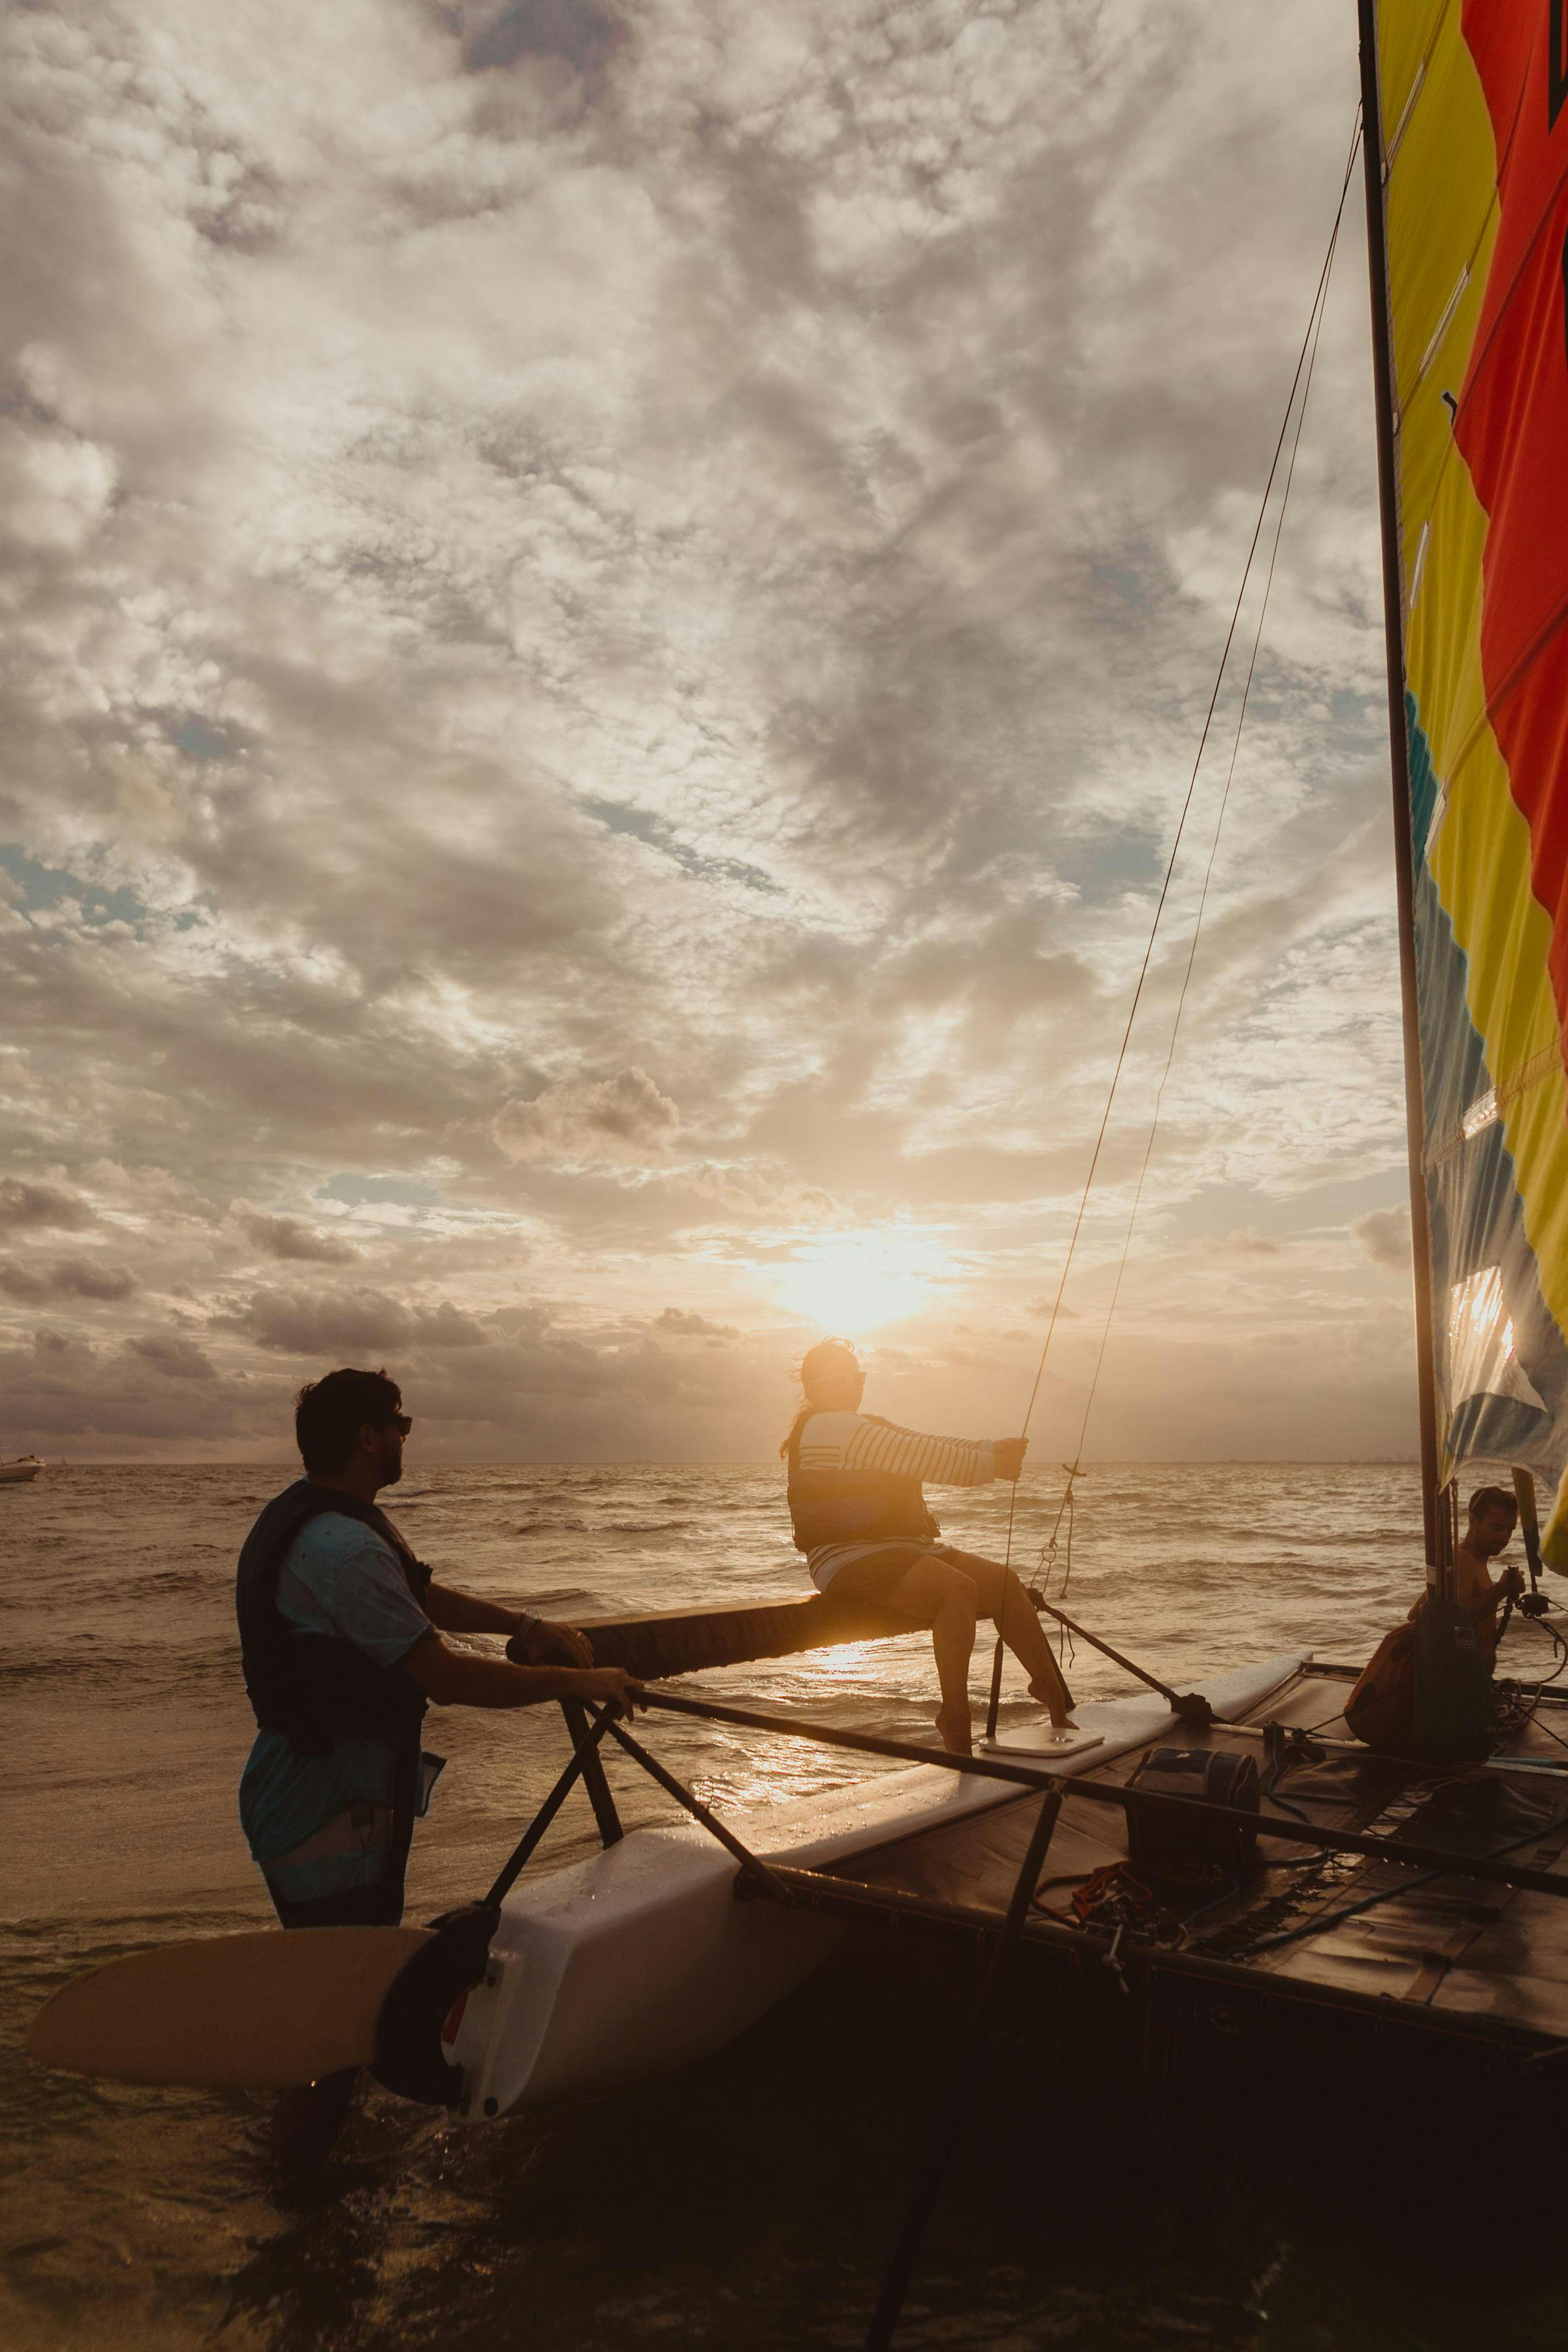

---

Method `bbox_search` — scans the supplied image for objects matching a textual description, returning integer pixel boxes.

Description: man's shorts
[263,1799,404,1927]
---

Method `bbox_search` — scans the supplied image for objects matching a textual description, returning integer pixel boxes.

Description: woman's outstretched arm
[828,1414,997,1487]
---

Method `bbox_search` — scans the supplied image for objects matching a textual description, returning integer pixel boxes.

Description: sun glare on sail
[772,1232,951,1333]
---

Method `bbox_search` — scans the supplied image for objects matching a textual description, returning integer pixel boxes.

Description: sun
[772,1231,952,1333]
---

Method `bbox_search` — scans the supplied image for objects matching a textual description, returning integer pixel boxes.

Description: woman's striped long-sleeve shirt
[794,1411,996,1592]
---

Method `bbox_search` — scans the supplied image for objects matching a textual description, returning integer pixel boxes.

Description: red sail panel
[1455,7,1568,1012]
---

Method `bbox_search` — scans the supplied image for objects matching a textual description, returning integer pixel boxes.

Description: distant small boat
[0,1456,43,1485]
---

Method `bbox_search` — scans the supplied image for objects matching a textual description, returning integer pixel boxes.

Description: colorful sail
[1369,3,1568,1555]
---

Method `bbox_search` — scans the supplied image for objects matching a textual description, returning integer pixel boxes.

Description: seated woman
[781,1337,1075,1754]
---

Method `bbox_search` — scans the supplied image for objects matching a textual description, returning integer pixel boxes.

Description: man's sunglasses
[380,1413,414,1437]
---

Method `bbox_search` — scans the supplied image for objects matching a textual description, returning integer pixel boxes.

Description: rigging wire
[988,110,1365,1723]
[1034,120,1356,1599]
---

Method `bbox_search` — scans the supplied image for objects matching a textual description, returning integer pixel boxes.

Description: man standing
[235,1365,639,2157]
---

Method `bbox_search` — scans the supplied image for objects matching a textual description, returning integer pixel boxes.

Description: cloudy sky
[0,0,1422,1464]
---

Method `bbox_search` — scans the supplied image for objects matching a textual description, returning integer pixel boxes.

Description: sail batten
[1369,2,1568,1558]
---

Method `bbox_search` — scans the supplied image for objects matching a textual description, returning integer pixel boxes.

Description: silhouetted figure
[235,1365,640,2163]
[1345,1483,1524,1756]
[782,1337,1074,1754]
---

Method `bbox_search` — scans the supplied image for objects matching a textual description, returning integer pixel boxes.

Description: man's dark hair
[1468,1482,1517,1520]
[295,1367,402,1477]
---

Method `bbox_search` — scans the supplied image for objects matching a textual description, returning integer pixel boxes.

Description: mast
[1356,0,1443,1571]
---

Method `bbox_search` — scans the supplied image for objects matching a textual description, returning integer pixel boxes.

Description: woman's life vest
[785,1413,939,1553]
[235,1480,431,1759]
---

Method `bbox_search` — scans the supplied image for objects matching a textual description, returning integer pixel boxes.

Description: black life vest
[785,1414,939,1553]
[236,1479,432,1760]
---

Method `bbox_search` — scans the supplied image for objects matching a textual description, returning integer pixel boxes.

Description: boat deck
[812,1661,1568,2053]
[461,1622,1568,2122]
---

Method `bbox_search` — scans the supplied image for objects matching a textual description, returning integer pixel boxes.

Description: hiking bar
[636,1688,1568,1903]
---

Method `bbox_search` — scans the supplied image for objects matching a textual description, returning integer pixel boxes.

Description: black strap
[371,1903,500,2106]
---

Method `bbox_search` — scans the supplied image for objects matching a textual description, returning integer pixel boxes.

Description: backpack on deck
[1343,1614,1418,1756]
[1412,1590,1496,1762]
[1345,1586,1496,1763]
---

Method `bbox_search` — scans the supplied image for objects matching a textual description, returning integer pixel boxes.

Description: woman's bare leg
[854,1553,981,1752]
[817,1551,983,1751]
[947,1554,1076,1724]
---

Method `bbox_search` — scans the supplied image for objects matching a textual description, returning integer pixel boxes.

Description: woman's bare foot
[935,1703,973,1755]
[1029,1680,1078,1730]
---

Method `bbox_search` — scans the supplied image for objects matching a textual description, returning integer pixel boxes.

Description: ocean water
[4,1460,1567,2351]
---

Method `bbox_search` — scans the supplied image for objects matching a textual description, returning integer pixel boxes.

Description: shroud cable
[987,114,1364,1734]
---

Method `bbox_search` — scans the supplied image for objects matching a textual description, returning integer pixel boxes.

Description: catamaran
[31,0,1568,2180]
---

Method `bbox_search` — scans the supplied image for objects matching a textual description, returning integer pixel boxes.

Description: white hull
[0,1459,42,1484]
[454,1652,1308,2120]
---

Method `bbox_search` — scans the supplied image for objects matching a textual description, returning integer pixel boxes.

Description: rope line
[1032,119,1356,1598]
[1241,1808,1559,1959]
[1008,109,1364,1462]
[987,113,1365,1726]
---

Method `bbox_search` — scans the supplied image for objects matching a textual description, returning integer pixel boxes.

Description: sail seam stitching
[1432,585,1568,803]
[1441,145,1568,429]
[1423,1042,1563,1171]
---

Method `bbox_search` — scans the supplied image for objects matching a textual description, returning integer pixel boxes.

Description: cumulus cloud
[236,1205,361,1264]
[0,419,116,552]
[124,1331,216,1380]
[0,1256,137,1302]
[457,0,627,74]
[213,1286,490,1356]
[493,1070,681,1169]
[1352,1206,1411,1275]
[1199,1228,1284,1258]
[683,1164,838,1222]
[414,1300,494,1350]
[0,1325,273,1450]
[654,1307,739,1338]
[0,1180,94,1235]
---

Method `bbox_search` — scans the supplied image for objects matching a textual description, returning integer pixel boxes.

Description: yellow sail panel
[1373,2,1568,1558]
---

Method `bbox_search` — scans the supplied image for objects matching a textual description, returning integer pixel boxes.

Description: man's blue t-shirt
[238,1512,432,1901]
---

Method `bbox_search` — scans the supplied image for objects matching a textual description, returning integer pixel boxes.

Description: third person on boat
[1344,1482,1526,1756]
[781,1337,1075,1754]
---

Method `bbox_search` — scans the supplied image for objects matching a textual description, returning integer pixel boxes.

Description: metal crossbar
[482,1707,615,1905]
[598,1712,792,1901]
[863,1793,1063,2352]
[561,1697,624,1845]
[637,1687,1568,1904]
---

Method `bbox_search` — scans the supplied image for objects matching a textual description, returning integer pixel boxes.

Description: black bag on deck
[1412,1590,1496,1762]
[1126,1746,1259,1880]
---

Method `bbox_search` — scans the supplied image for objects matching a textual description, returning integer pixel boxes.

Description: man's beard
[382,1447,404,1486]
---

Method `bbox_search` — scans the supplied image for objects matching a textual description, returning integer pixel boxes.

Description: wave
[1,1645,231,1697]
[55,1566,223,1607]
[474,1480,580,1499]
[0,1653,114,1689]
